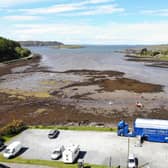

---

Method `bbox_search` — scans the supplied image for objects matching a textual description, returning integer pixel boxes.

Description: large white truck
[62,144,80,163]
[3,141,22,159]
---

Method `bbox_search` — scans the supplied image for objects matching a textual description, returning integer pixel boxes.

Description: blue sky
[1,0,168,44]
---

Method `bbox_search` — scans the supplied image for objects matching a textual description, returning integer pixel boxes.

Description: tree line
[0,36,31,62]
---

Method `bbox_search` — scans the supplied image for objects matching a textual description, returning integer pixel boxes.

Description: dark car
[48,130,59,139]
[0,164,10,168]
[0,139,5,150]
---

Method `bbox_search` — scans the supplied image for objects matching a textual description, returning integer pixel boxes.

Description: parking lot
[2,129,168,168]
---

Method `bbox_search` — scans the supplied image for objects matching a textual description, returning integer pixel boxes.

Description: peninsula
[125,45,168,68]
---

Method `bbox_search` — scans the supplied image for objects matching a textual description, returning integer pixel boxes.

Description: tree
[140,48,148,56]
[0,36,31,62]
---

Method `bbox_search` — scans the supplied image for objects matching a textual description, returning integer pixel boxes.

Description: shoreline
[0,53,167,127]
[124,53,168,68]
[0,53,41,77]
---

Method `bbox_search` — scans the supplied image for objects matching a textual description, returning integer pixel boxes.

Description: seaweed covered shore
[0,56,167,127]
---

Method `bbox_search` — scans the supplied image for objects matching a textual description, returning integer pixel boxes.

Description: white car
[51,145,65,160]
[128,154,137,168]
[3,141,22,159]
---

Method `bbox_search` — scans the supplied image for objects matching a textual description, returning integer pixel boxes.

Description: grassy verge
[30,125,117,132]
[159,56,168,61]
[1,135,13,142]
[0,155,113,168]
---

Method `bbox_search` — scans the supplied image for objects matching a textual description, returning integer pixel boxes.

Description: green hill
[0,37,31,62]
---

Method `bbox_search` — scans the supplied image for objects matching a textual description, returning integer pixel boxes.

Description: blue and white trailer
[117,118,168,143]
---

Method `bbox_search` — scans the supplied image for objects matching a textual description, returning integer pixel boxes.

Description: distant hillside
[19,41,64,47]
[146,44,168,51]
[0,37,31,62]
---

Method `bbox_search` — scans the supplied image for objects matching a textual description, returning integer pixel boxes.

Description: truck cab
[117,120,129,136]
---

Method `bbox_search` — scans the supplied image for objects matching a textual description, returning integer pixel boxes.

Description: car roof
[49,130,57,134]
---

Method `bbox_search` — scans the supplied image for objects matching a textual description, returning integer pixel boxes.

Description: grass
[1,133,20,142]
[0,155,116,168]
[1,136,13,142]
[147,44,168,50]
[159,55,168,61]
[129,46,168,62]
[30,125,117,132]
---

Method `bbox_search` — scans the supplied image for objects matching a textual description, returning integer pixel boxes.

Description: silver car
[51,145,65,160]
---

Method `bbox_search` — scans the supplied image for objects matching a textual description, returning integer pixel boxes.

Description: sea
[28,45,168,92]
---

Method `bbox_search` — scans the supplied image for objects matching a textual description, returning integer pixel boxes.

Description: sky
[1,0,168,44]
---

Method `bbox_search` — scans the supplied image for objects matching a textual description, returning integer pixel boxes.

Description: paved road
[1,129,168,168]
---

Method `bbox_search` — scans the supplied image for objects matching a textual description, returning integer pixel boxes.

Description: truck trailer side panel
[134,127,168,143]
[117,118,168,143]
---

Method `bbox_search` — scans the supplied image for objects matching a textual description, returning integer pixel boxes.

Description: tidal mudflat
[0,46,168,126]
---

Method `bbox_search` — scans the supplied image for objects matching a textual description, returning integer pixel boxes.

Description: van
[62,144,80,163]
[3,141,22,159]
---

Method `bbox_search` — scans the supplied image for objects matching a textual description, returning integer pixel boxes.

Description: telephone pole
[127,137,130,168]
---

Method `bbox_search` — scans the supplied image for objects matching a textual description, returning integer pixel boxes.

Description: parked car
[0,163,10,168]
[128,154,137,168]
[48,130,59,139]
[51,145,65,160]
[0,139,5,150]
[3,141,22,159]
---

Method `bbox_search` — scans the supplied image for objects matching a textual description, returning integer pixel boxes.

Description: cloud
[23,3,85,15]
[85,0,113,4]
[2,22,168,44]
[2,15,41,21]
[141,9,168,16]
[74,4,124,16]
[20,0,121,15]
[0,0,47,8]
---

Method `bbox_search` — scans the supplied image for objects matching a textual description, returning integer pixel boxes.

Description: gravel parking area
[1,129,168,168]
[0,162,52,168]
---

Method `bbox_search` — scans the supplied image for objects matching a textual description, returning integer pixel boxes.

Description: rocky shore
[0,55,168,127]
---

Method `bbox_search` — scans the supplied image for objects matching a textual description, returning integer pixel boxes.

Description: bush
[140,48,148,55]
[152,51,160,56]
[15,47,31,57]
[0,120,27,137]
